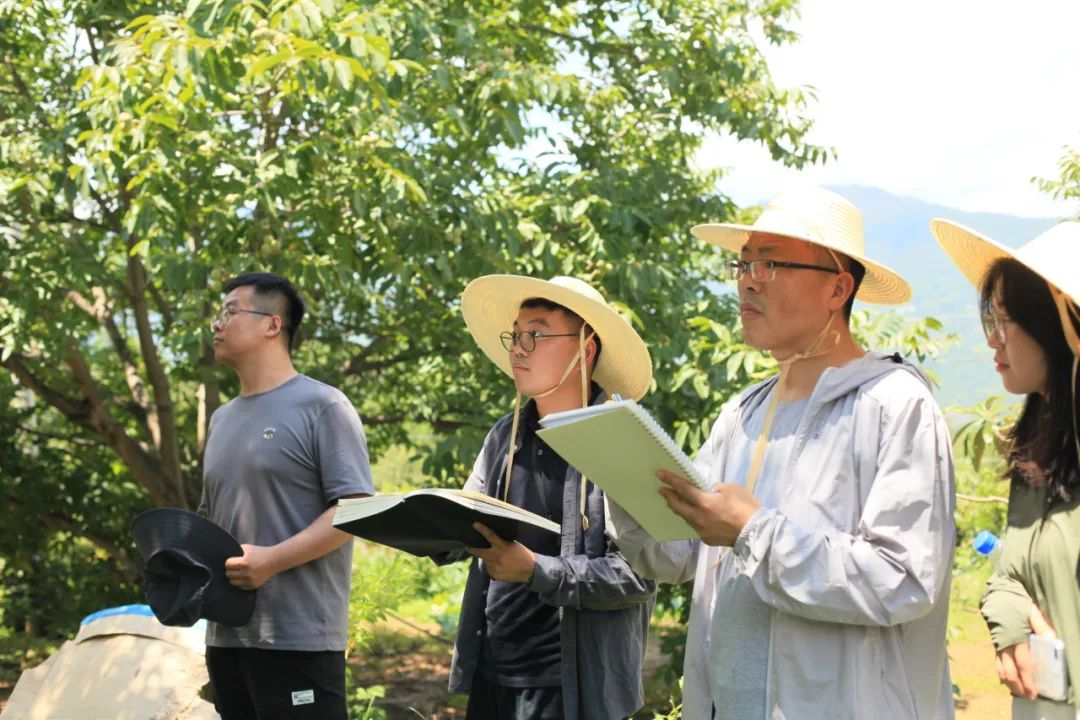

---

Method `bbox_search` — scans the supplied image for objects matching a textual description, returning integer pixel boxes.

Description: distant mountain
[829,185,1059,409]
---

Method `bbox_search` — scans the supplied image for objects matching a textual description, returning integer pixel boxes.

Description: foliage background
[2,0,1071,712]
[0,0,826,634]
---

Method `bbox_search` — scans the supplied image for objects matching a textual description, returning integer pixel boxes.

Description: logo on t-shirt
[291,689,314,705]
[262,427,276,440]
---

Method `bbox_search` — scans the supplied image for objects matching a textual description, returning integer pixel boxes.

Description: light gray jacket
[608,353,957,719]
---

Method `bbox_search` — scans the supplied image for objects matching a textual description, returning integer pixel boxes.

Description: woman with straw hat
[933,219,1080,719]
[438,275,655,720]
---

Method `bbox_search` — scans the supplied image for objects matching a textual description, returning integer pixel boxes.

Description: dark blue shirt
[478,389,597,687]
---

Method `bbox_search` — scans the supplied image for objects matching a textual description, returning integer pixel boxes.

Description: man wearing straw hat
[442,275,656,719]
[607,188,957,719]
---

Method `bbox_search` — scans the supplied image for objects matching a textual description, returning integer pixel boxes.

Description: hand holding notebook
[537,400,711,541]
[333,489,560,557]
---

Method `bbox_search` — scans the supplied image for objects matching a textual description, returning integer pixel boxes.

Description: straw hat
[691,187,912,304]
[461,275,652,400]
[930,219,1080,306]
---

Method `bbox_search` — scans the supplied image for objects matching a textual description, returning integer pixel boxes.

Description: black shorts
[205,646,347,720]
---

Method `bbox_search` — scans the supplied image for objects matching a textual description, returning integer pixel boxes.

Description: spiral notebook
[537,400,709,541]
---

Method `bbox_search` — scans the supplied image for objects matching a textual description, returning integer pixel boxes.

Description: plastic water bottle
[973,530,1005,572]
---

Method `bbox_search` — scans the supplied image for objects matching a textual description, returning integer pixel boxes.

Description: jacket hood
[743,351,933,410]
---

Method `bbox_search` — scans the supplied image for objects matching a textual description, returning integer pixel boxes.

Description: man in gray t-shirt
[200,273,373,719]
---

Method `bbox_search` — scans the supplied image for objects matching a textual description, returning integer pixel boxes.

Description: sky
[697,0,1080,219]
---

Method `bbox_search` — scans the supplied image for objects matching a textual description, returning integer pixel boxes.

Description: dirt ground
[348,613,1013,719]
[953,639,1012,719]
[347,616,677,718]
[0,615,1015,718]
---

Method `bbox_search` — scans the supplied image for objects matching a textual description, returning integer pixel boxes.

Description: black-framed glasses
[981,308,1010,344]
[725,259,840,282]
[213,307,274,328]
[499,330,579,352]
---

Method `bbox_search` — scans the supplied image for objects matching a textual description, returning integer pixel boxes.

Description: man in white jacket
[607,187,956,719]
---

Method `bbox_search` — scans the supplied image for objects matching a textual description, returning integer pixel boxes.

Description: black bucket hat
[131,508,256,627]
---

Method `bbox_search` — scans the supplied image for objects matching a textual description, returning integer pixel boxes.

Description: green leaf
[247,50,293,79]
[334,58,352,88]
[146,112,179,130]
[673,423,689,450]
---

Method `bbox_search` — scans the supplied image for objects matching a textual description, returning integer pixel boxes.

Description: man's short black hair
[519,297,602,366]
[223,273,305,351]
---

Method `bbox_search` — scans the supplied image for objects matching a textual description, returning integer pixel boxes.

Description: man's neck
[533,379,594,418]
[232,352,298,396]
[774,331,864,402]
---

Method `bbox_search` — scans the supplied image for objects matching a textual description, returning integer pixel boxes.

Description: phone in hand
[1029,633,1069,702]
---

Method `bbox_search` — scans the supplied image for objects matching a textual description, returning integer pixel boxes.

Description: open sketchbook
[537,400,710,542]
[333,488,560,557]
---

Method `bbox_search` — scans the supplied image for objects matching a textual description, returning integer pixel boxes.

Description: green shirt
[981,480,1080,705]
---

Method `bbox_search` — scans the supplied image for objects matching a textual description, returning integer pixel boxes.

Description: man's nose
[739,274,762,294]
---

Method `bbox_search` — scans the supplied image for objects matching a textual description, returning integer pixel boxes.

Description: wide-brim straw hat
[461,275,652,400]
[930,219,1080,307]
[690,187,912,304]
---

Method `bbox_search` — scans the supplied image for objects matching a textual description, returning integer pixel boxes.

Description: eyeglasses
[981,308,1010,344]
[725,259,840,283]
[499,330,580,352]
[213,306,274,328]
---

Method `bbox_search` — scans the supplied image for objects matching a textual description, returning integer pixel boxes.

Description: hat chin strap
[1049,285,1080,469]
[741,247,849,495]
[503,327,597,531]
[744,311,841,497]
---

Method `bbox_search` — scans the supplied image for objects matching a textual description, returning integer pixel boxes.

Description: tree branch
[515,23,636,59]
[63,343,183,508]
[956,493,1009,505]
[3,57,33,101]
[125,251,186,508]
[6,497,140,584]
[68,286,158,446]
[197,339,220,457]
[39,209,111,233]
[16,424,97,446]
[83,25,100,65]
[88,183,120,229]
[147,280,174,332]
[2,352,92,423]
[3,348,181,506]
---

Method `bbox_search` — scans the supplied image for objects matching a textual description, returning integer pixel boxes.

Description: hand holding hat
[131,508,256,628]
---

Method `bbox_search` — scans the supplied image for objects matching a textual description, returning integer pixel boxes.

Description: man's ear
[584,330,599,368]
[830,273,855,311]
[265,315,283,339]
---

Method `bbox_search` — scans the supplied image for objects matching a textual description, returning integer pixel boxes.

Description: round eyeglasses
[499,330,580,352]
[212,307,274,328]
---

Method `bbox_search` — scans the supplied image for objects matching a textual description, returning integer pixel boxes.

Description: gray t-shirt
[710,389,810,720]
[200,374,373,651]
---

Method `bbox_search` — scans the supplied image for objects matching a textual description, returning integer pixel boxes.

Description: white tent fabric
[1,610,218,720]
